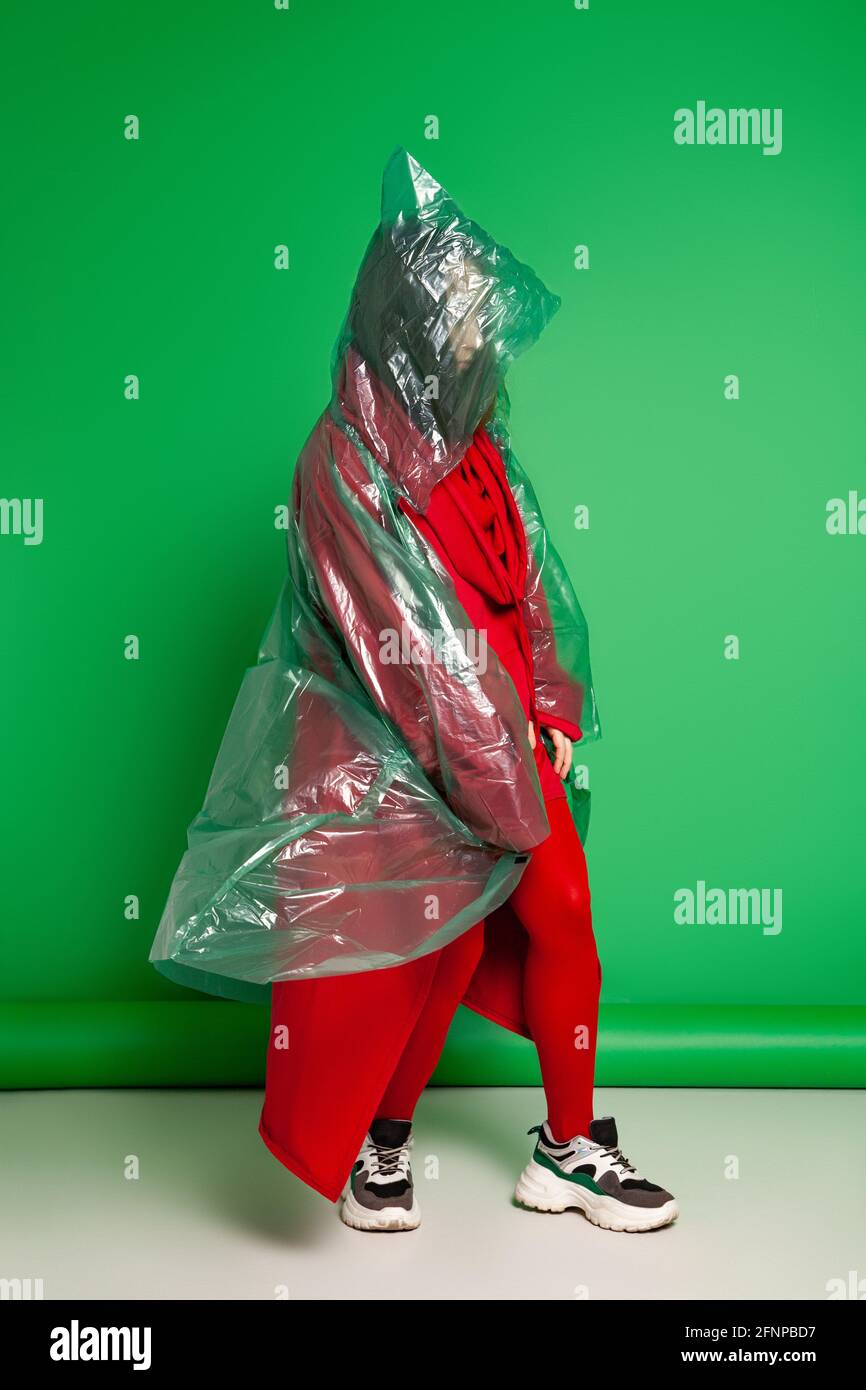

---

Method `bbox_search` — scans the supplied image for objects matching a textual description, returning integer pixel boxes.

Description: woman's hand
[547,727,573,780]
[527,721,573,781]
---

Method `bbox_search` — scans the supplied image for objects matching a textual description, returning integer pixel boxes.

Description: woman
[150,147,678,1235]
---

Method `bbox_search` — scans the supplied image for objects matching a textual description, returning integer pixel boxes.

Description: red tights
[376,797,601,1142]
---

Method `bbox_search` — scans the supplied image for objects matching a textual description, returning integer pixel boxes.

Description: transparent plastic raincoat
[149,147,600,1005]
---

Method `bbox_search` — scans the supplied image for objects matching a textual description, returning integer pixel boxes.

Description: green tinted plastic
[149,147,600,1002]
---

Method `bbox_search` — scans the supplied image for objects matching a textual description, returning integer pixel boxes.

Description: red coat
[259,416,584,1201]
[398,422,582,1037]
[398,423,577,805]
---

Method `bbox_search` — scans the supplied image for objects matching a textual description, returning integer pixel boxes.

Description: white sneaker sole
[340,1184,422,1232]
[515,1158,679,1232]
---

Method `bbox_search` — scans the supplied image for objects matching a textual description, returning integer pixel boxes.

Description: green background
[2,0,864,1086]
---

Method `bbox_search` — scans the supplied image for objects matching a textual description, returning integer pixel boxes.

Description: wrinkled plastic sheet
[150,147,599,1000]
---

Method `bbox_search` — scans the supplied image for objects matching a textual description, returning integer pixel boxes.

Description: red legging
[375,796,601,1142]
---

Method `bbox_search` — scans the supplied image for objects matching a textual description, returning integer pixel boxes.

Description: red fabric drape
[398,424,574,800]
[258,424,589,1201]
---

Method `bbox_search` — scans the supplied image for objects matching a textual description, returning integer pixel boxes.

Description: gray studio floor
[1,1085,863,1300]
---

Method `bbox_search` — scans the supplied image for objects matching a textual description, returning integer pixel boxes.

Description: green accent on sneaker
[533,1145,606,1195]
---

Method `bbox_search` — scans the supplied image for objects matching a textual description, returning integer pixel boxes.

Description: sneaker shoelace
[597,1143,638,1176]
[370,1138,412,1178]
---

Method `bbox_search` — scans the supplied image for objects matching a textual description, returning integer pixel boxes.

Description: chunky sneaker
[515,1115,679,1232]
[340,1118,421,1232]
